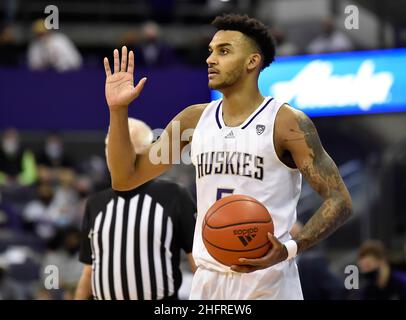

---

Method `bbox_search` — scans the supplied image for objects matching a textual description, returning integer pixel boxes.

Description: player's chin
[208,80,224,90]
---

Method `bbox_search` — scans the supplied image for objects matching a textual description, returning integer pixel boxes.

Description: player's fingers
[131,77,147,98]
[230,265,257,273]
[268,233,279,246]
[127,50,134,74]
[134,77,147,91]
[121,46,127,71]
[113,49,119,73]
[238,256,268,266]
[104,57,111,77]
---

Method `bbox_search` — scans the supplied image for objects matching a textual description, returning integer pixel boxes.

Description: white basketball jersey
[191,97,302,272]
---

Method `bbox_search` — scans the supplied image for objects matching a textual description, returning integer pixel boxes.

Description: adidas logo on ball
[233,227,258,246]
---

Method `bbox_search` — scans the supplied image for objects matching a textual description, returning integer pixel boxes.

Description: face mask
[2,139,18,155]
[45,142,62,159]
[362,269,379,282]
[79,190,88,198]
[40,195,53,205]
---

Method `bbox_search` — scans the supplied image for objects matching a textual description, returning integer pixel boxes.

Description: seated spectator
[357,240,406,300]
[23,176,79,234]
[307,17,353,54]
[76,155,109,192]
[39,227,83,299]
[271,26,299,56]
[0,128,37,187]
[51,170,79,227]
[134,21,178,67]
[27,19,82,72]
[22,182,56,239]
[36,133,75,185]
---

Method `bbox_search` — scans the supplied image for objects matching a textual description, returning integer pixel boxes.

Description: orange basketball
[202,194,274,267]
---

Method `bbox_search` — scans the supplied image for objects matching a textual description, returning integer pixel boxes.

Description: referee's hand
[230,233,288,273]
[104,46,147,110]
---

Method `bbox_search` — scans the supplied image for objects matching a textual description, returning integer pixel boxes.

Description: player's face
[206,31,252,90]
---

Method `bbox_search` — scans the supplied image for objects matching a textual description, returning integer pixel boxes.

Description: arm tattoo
[291,113,353,254]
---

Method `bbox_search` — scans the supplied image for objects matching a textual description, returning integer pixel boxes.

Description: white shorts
[189,259,303,300]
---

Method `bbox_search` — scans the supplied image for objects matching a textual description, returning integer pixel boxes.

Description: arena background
[0,0,406,300]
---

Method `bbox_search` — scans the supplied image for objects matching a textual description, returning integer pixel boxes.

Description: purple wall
[0,66,210,130]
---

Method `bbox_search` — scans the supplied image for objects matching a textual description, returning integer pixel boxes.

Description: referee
[75,119,196,300]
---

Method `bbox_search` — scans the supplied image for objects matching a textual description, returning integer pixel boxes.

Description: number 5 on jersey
[216,188,234,201]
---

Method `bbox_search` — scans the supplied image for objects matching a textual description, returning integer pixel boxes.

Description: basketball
[202,194,274,267]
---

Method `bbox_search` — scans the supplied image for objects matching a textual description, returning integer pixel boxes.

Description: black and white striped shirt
[79,179,196,300]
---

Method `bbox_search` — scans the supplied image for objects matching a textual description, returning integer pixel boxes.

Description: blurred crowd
[291,222,406,300]
[0,16,359,72]
[0,127,197,299]
[0,128,109,299]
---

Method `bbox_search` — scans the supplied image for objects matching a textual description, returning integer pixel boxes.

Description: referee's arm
[187,253,197,273]
[75,265,92,300]
[177,185,197,274]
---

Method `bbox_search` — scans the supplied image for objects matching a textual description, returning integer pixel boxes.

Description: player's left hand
[230,233,288,273]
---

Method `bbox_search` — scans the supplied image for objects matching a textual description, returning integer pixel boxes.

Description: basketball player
[103,14,353,299]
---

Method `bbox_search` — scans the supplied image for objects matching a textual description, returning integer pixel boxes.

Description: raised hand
[104,46,147,110]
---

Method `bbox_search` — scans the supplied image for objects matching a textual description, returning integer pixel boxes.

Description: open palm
[104,46,147,110]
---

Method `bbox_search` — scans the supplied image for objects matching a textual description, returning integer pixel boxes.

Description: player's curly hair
[211,14,276,70]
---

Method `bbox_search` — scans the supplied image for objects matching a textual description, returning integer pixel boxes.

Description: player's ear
[247,53,262,72]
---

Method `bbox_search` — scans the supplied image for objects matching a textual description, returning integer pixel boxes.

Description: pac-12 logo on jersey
[256,124,265,135]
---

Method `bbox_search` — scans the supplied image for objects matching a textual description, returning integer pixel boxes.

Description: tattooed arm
[277,104,353,254]
[231,104,352,273]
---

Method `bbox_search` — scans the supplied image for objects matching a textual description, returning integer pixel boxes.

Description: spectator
[22,182,56,239]
[23,178,79,238]
[135,21,178,67]
[307,17,353,54]
[39,227,83,299]
[27,19,82,72]
[36,133,75,185]
[357,240,406,300]
[0,128,37,187]
[271,26,299,56]
[51,169,80,228]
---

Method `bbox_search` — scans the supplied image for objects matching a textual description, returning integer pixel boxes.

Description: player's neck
[221,84,264,120]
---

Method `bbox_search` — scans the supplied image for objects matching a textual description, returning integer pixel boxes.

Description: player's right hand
[104,46,147,110]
